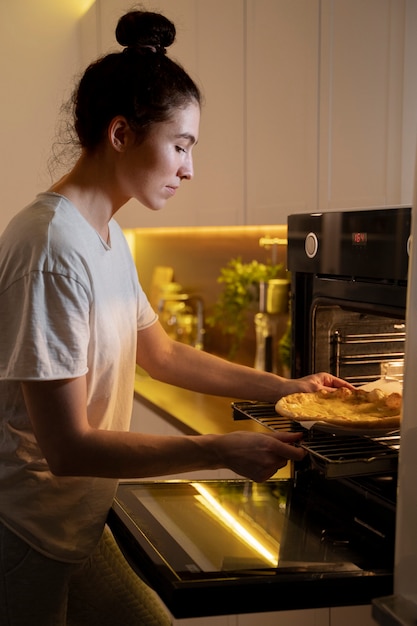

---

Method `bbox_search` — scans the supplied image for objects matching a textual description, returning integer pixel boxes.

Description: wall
[0,0,90,234]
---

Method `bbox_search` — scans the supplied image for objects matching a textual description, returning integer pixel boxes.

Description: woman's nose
[179,156,194,180]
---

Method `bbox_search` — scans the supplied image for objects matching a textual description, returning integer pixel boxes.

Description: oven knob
[305,232,319,258]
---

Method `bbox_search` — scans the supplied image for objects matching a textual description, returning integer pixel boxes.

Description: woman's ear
[108,116,131,152]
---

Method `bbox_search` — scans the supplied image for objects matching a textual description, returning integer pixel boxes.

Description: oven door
[107,476,393,619]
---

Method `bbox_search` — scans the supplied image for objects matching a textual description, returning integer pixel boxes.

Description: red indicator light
[352,232,367,245]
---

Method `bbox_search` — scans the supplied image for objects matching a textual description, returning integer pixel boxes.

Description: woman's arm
[136,320,353,402]
[20,320,351,482]
[21,376,306,482]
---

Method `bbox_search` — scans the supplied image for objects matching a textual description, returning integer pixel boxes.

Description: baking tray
[232,401,399,478]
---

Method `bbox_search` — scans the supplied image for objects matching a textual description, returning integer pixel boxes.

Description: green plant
[207,257,285,359]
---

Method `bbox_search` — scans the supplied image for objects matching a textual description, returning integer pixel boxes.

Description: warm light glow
[78,0,96,16]
[191,483,279,567]
[126,224,287,237]
[49,0,96,19]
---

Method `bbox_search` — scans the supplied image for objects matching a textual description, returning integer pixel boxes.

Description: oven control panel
[288,206,411,281]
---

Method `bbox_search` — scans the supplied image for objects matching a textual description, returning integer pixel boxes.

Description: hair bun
[116,10,176,53]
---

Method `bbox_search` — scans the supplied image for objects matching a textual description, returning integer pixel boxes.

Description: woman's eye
[176,145,187,154]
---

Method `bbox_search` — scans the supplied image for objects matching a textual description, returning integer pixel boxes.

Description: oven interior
[312,304,405,386]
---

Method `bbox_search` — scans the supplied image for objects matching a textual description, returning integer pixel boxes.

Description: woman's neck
[49,153,125,242]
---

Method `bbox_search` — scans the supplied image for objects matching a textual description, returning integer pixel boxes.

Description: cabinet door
[184,0,246,227]
[238,608,329,625]
[245,0,320,225]
[330,605,375,626]
[318,0,406,210]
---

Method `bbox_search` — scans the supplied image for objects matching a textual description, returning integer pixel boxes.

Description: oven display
[352,231,368,245]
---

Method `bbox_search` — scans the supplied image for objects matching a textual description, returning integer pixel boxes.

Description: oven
[286,207,410,384]
[231,206,412,622]
[107,207,410,620]
[286,206,410,486]
[234,207,409,472]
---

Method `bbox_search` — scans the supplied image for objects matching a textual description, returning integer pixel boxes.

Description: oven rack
[331,329,405,385]
[232,401,400,479]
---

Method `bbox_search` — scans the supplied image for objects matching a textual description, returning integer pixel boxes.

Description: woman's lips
[166,185,178,197]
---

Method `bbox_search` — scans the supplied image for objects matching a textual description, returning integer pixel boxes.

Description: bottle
[158,283,205,348]
[254,282,279,372]
[254,279,289,373]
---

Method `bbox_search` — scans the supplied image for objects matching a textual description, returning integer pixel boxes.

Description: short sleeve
[136,280,158,331]
[0,271,90,380]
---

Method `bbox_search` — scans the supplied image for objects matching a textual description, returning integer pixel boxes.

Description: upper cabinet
[245,0,320,224]
[247,0,415,222]
[318,0,406,211]
[86,0,416,227]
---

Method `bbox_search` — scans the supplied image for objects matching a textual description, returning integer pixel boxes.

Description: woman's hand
[281,372,355,397]
[203,430,307,483]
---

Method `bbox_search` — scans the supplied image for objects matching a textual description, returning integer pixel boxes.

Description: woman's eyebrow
[176,132,198,145]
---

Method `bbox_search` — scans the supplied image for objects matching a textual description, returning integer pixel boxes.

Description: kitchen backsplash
[124,224,288,367]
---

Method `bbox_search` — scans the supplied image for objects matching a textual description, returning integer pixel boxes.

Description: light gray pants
[0,522,171,626]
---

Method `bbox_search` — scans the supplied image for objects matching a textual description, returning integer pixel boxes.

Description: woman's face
[117,100,200,211]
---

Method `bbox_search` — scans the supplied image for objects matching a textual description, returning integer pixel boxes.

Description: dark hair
[72,10,202,150]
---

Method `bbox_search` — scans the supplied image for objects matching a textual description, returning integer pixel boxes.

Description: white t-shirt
[0,192,157,562]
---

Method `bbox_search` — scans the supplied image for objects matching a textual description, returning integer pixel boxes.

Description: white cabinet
[89,1,416,225]
[318,0,407,211]
[246,0,413,223]
[245,0,320,225]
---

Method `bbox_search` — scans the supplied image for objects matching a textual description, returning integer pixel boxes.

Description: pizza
[275,387,402,430]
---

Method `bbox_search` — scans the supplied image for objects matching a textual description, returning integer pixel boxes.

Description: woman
[0,9,352,626]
